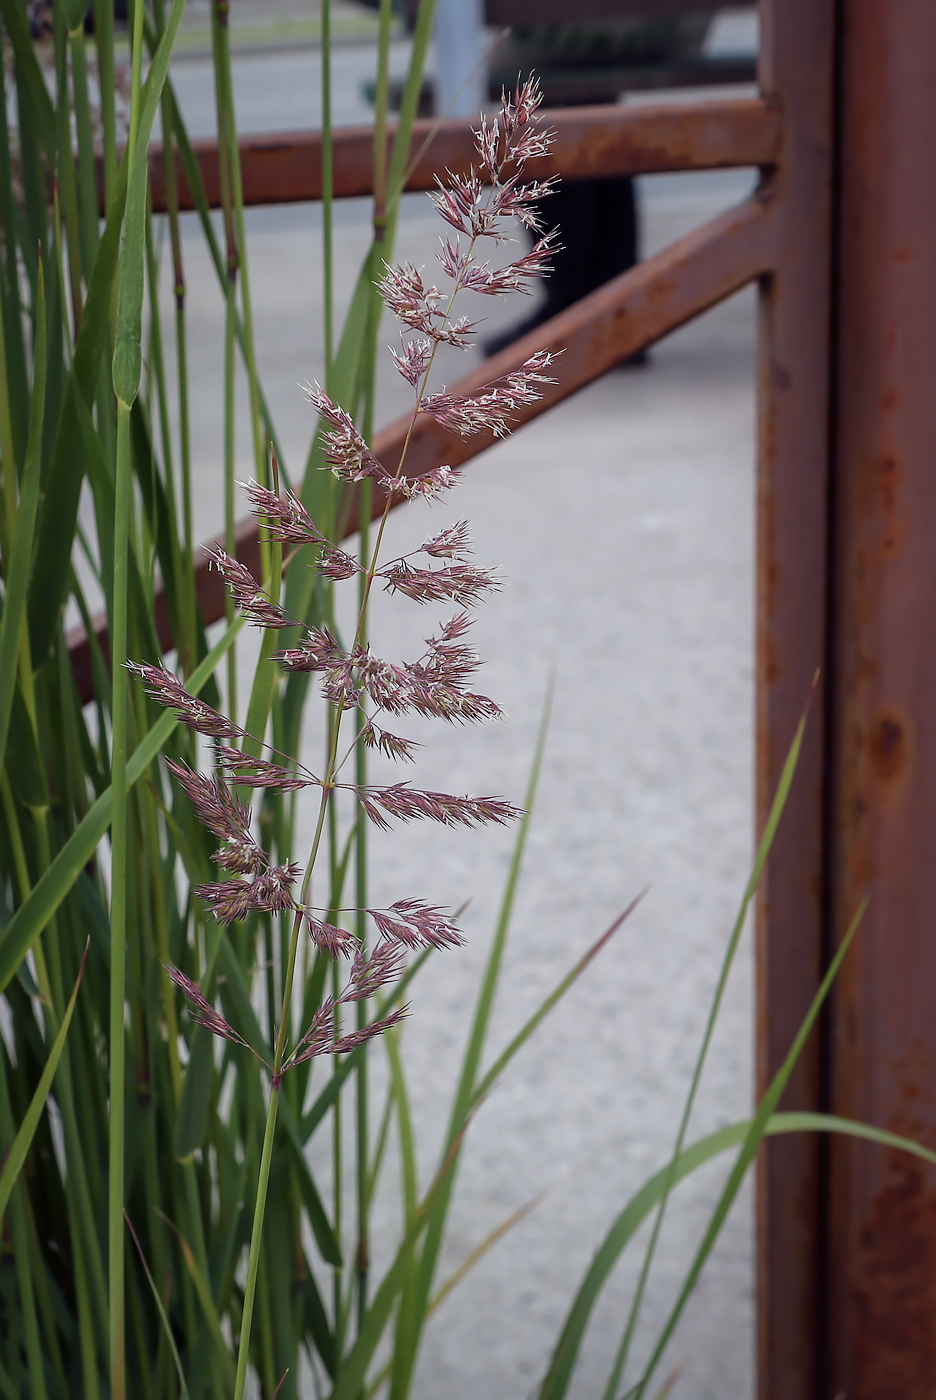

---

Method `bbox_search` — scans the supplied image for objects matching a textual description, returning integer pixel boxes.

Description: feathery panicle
[380,560,499,606]
[289,1006,407,1068]
[370,900,464,950]
[389,335,433,388]
[164,964,250,1048]
[394,464,458,500]
[344,940,408,1000]
[194,862,300,924]
[349,781,520,830]
[438,233,556,296]
[126,82,555,1381]
[361,720,420,763]
[377,263,480,346]
[421,521,472,558]
[273,623,344,674]
[215,746,316,791]
[305,915,359,959]
[304,382,391,484]
[331,1009,408,1054]
[205,547,293,629]
[165,760,266,874]
[422,351,558,439]
[246,479,326,546]
[127,662,246,740]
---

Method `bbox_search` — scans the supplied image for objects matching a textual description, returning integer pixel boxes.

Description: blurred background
[159,5,760,1396]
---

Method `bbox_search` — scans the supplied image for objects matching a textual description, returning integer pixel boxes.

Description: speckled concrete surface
[143,38,762,1398]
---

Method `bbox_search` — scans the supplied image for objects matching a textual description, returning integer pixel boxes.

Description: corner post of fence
[821,1,936,1394]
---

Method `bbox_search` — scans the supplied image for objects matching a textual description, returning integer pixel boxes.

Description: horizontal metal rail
[67,187,778,701]
[145,98,781,212]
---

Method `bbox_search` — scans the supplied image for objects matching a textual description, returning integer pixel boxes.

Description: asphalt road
[153,29,760,1400]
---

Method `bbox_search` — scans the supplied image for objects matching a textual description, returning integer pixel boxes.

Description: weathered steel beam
[66,193,777,703]
[145,99,781,214]
[755,0,836,1395]
[823,1,936,1394]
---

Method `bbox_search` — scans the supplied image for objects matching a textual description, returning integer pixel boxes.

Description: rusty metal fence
[68,1,936,1393]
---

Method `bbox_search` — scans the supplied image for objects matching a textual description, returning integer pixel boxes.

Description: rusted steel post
[824,0,936,1393]
[755,0,835,1395]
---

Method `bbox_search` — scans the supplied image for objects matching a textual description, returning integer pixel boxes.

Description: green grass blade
[0,261,45,769]
[0,617,244,996]
[539,1098,924,1400]
[0,944,87,1225]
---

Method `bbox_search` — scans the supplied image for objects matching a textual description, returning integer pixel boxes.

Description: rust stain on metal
[854,1154,936,1398]
[867,710,908,788]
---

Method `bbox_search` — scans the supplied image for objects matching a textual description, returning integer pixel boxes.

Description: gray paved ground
[151,21,760,1398]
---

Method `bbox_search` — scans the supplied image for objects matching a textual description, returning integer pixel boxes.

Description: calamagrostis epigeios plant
[129,76,558,1398]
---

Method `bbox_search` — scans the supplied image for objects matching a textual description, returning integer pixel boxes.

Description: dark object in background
[483,172,641,357]
[483,14,718,362]
[28,0,128,38]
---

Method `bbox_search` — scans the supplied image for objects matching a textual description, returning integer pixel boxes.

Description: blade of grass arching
[383,0,437,246]
[604,697,814,1400]
[389,892,641,1400]
[126,1213,191,1400]
[631,900,866,1400]
[0,944,87,1224]
[0,796,110,1364]
[0,263,45,770]
[540,1099,922,1400]
[0,615,245,996]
